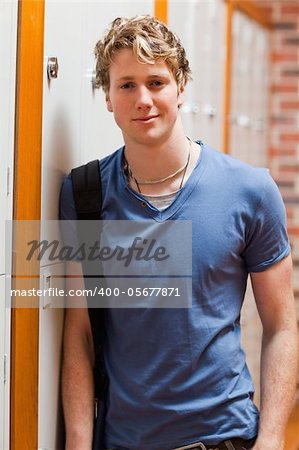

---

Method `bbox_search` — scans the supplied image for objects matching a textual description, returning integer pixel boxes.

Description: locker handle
[202,104,216,118]
[47,57,59,80]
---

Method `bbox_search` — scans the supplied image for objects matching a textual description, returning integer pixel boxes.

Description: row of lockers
[0,1,17,448]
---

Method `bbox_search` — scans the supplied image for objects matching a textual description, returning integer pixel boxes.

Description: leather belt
[172,436,256,450]
[104,436,256,450]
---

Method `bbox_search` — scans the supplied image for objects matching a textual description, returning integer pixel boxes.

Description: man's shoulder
[203,142,270,189]
[60,146,123,203]
[99,145,123,171]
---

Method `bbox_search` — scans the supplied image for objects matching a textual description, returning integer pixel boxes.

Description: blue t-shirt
[60,142,290,449]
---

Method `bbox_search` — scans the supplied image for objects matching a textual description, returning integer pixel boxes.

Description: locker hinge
[3,354,7,383]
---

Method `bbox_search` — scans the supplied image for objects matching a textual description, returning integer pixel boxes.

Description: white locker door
[0,276,11,450]
[0,276,5,450]
[168,0,225,149]
[229,10,270,406]
[0,1,18,448]
[40,2,154,449]
[250,22,269,168]
[41,1,85,221]
[0,0,17,272]
[194,0,225,150]
[38,266,66,450]
[81,0,154,163]
[168,0,197,138]
[230,10,269,167]
[40,3,87,449]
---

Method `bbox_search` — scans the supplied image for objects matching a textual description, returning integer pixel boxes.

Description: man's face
[106,48,185,147]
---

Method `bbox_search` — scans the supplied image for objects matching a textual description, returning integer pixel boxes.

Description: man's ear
[177,84,185,108]
[106,93,113,112]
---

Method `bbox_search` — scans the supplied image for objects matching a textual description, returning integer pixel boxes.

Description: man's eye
[150,80,163,87]
[120,82,134,89]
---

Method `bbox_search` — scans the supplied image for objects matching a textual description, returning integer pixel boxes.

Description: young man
[60,16,298,450]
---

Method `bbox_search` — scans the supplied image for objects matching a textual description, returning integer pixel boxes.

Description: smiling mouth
[133,115,159,122]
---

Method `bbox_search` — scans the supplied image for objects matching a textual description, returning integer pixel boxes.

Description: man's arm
[250,253,298,450]
[62,261,95,450]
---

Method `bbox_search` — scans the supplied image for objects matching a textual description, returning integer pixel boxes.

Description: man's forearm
[253,328,298,450]
[62,330,95,450]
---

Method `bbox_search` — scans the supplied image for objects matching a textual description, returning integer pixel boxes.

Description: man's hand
[251,438,283,450]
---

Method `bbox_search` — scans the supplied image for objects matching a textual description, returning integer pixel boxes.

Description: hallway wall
[261,0,299,401]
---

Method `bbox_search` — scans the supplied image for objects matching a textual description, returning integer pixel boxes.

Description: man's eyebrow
[148,74,170,79]
[116,76,135,81]
[116,74,170,82]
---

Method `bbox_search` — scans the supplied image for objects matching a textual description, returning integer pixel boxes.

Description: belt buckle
[173,442,207,450]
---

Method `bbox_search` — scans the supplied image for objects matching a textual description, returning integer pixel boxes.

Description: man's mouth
[133,115,159,122]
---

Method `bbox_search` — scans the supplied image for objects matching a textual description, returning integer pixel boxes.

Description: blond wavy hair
[94,15,192,93]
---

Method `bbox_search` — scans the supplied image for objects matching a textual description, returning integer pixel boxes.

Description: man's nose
[135,86,153,110]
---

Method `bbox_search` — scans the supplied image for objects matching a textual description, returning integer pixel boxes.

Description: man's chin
[124,132,166,147]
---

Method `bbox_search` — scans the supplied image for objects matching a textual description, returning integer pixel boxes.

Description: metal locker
[230,10,269,167]
[0,1,18,448]
[39,2,154,449]
[81,0,154,163]
[168,0,226,150]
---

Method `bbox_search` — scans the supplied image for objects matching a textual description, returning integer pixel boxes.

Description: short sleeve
[243,173,291,272]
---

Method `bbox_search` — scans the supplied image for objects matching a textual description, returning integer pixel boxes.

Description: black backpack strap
[71,160,102,220]
[70,159,105,348]
[70,160,108,448]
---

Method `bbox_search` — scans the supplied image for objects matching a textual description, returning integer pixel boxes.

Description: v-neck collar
[118,140,208,222]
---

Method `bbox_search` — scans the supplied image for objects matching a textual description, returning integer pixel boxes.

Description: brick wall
[240,1,299,405]
[261,0,299,399]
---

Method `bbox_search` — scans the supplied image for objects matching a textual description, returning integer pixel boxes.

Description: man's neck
[123,123,201,197]
[123,127,189,183]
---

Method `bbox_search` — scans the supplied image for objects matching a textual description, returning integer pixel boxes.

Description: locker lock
[47,57,59,80]
[202,104,216,118]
